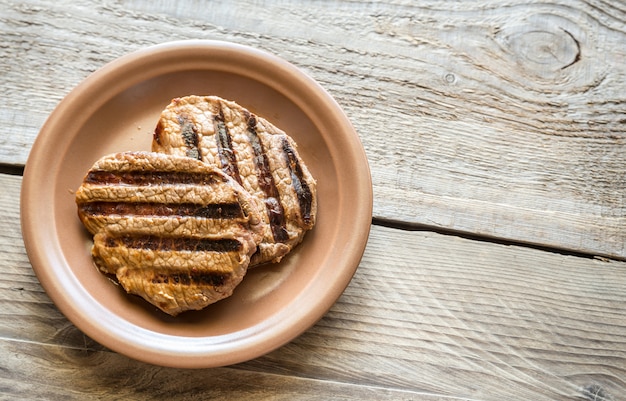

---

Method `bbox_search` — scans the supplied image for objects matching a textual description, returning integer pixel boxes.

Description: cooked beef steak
[76,151,263,315]
[152,95,317,266]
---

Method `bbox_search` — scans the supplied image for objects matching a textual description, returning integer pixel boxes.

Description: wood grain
[2,341,454,401]
[4,173,625,400]
[0,0,624,258]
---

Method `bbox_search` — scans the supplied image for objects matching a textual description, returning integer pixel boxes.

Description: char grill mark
[214,104,243,185]
[178,115,202,161]
[150,271,226,287]
[85,170,224,186]
[104,235,242,253]
[282,138,314,225]
[244,111,289,242]
[80,202,244,219]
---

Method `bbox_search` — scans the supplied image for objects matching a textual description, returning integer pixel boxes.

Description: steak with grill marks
[152,95,317,266]
[75,151,263,316]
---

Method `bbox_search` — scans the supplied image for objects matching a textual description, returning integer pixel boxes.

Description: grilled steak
[76,151,263,315]
[152,95,317,266]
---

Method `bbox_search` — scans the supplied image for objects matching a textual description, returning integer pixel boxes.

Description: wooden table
[2,1,625,399]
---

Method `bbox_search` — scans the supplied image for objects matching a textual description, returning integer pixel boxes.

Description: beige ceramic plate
[20,40,372,368]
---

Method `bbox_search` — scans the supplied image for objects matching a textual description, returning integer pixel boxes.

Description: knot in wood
[506,27,580,72]
[582,383,612,401]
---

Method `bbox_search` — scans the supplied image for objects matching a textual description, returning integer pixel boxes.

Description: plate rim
[20,40,373,368]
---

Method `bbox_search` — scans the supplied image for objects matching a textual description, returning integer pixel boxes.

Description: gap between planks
[0,164,24,176]
[373,216,625,263]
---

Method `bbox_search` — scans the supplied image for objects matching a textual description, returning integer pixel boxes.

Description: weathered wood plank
[0,340,452,401]
[4,173,625,400]
[1,0,624,257]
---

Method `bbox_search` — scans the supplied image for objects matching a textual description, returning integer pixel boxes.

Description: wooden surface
[1,1,625,400]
